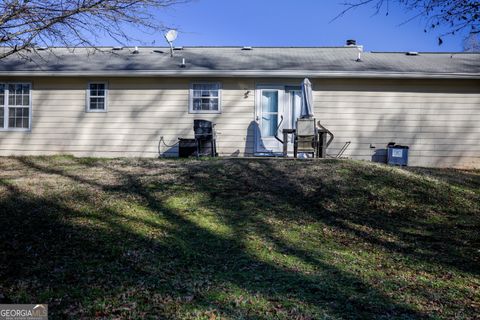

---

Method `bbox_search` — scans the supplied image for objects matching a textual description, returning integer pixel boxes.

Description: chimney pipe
[346,39,357,46]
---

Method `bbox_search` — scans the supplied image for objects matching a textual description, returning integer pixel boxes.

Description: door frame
[254,84,288,155]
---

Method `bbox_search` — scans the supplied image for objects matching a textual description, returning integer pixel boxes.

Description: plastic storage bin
[387,144,409,166]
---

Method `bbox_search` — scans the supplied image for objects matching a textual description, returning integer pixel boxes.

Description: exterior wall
[312,78,480,168]
[0,76,479,168]
[0,77,256,158]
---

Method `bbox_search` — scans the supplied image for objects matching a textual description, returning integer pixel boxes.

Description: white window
[86,82,107,112]
[189,83,221,113]
[0,83,32,131]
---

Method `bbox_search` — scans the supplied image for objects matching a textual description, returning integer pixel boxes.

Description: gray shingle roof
[1,46,479,78]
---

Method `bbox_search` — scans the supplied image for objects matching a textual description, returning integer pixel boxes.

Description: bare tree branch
[333,0,480,44]
[464,31,480,51]
[0,0,189,59]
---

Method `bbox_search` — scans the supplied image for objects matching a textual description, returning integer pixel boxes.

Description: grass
[0,156,479,319]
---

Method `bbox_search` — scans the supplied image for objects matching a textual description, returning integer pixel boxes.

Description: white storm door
[255,86,285,154]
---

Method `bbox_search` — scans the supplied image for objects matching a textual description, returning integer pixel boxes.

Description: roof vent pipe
[356,51,362,62]
[132,46,139,54]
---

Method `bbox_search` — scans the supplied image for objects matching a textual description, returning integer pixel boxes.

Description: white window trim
[86,81,108,113]
[0,82,32,132]
[189,82,222,114]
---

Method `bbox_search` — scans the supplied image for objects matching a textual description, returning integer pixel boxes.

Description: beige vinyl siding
[0,77,255,158]
[312,78,480,168]
[0,76,479,168]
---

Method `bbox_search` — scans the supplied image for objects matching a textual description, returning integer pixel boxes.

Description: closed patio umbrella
[300,78,314,118]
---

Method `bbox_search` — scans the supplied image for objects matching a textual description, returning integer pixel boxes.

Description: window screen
[190,83,221,113]
[87,83,107,111]
[7,83,30,129]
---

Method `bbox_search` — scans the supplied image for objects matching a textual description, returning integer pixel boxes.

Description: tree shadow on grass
[406,167,480,191]
[174,159,480,317]
[1,157,477,318]
[192,159,480,275]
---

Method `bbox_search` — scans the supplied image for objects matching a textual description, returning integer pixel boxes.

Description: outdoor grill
[178,120,217,158]
[193,119,217,157]
[194,119,214,139]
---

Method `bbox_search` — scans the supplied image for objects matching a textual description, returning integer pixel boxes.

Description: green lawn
[0,156,479,319]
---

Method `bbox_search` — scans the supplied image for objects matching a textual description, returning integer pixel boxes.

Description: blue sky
[126,0,467,52]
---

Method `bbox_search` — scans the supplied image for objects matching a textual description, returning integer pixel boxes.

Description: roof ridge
[7,46,476,54]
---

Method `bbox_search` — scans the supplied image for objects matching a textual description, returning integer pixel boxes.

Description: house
[0,44,479,168]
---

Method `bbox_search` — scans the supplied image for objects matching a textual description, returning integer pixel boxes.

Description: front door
[255,86,285,154]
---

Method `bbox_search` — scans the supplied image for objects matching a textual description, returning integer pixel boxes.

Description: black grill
[178,120,217,157]
[194,120,214,138]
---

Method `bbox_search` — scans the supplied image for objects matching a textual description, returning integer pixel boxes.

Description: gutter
[0,70,479,79]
